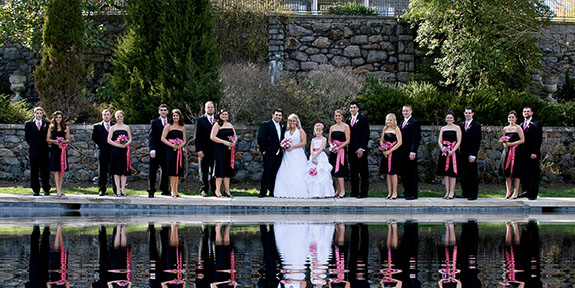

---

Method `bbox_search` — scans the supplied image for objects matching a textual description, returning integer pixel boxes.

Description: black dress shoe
[517,192,529,198]
[148,193,154,198]
[44,191,50,196]
[161,191,170,196]
[258,195,265,198]
[99,192,106,196]
[528,196,537,200]
[357,195,366,199]
[33,192,40,196]
[398,194,405,198]
[405,196,415,200]
[201,191,208,197]
[467,197,477,201]
[456,195,467,199]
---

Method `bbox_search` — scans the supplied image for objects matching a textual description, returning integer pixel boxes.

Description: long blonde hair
[383,113,397,131]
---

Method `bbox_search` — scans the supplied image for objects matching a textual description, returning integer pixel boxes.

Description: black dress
[165,130,184,177]
[437,130,458,177]
[329,131,349,177]
[109,130,131,176]
[379,133,399,175]
[213,128,235,178]
[49,130,68,172]
[499,132,523,178]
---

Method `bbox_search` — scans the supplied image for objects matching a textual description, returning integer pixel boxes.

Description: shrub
[219,62,365,130]
[327,3,379,15]
[214,9,270,63]
[356,77,408,125]
[0,94,33,124]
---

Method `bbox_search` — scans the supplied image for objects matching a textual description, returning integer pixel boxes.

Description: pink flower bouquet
[280,138,292,149]
[498,135,510,143]
[329,143,339,153]
[441,145,451,156]
[115,134,129,145]
[228,136,237,150]
[309,168,317,176]
[168,138,184,151]
[56,137,65,143]
[378,141,394,151]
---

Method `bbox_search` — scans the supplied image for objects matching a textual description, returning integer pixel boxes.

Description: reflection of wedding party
[24,101,543,201]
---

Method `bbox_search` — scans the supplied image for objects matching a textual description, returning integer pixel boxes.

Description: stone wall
[537,22,575,92]
[0,124,573,186]
[269,15,415,83]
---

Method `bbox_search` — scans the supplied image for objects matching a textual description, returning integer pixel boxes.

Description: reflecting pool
[1,220,574,287]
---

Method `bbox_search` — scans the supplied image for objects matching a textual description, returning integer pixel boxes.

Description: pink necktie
[465,122,469,131]
[209,117,213,125]
[36,121,41,130]
[523,122,527,130]
[163,119,166,126]
[402,121,406,129]
[351,118,355,127]
[106,123,110,132]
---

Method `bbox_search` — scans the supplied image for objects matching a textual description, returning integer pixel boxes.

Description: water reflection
[0,220,562,286]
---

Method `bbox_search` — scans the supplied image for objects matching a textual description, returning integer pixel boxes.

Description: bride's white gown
[274,129,309,198]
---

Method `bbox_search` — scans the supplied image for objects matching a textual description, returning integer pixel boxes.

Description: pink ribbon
[440,246,458,283]
[313,148,320,152]
[230,249,236,282]
[334,246,345,282]
[332,140,345,173]
[126,145,132,172]
[60,242,67,283]
[60,144,68,179]
[443,141,458,175]
[505,145,516,175]
[230,145,235,169]
[176,148,183,174]
[385,141,397,173]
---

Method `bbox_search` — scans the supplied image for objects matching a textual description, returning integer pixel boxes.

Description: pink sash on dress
[60,143,68,179]
[442,141,458,175]
[332,140,345,173]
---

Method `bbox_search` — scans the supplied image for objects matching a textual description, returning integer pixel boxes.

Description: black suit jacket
[257,120,285,155]
[399,117,421,155]
[194,115,215,155]
[24,119,50,157]
[346,114,370,153]
[521,119,542,157]
[92,122,114,155]
[148,117,168,153]
[459,120,481,158]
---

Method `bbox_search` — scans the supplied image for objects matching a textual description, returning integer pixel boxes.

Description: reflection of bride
[274,114,309,198]
[275,223,335,288]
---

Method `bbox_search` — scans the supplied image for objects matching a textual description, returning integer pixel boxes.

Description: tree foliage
[0,0,47,51]
[404,0,554,92]
[111,0,220,123]
[34,0,87,121]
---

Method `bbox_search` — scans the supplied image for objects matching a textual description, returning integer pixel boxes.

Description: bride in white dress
[274,114,309,198]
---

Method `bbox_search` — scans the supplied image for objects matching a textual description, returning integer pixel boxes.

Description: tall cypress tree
[111,0,163,123]
[34,0,86,120]
[154,0,221,115]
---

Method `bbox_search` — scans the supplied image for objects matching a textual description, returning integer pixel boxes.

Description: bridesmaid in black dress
[379,113,403,199]
[107,110,132,197]
[436,111,462,199]
[499,111,525,199]
[210,109,237,198]
[328,109,350,198]
[161,109,187,198]
[46,111,70,197]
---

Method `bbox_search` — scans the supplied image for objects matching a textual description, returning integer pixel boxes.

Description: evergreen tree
[34,0,86,120]
[112,0,220,123]
[111,0,164,123]
[155,0,221,116]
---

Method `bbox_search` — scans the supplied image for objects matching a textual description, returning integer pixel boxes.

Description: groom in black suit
[195,101,216,197]
[458,107,481,200]
[519,106,542,200]
[24,107,51,196]
[92,109,115,196]
[399,104,421,200]
[347,101,370,198]
[257,109,285,197]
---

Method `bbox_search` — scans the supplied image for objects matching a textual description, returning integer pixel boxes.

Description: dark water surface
[1,220,574,287]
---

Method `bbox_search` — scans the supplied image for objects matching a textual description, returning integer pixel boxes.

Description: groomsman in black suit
[92,109,115,196]
[148,104,170,198]
[257,109,285,197]
[347,101,370,198]
[519,106,542,200]
[457,107,482,200]
[195,101,216,197]
[399,105,421,200]
[24,107,51,196]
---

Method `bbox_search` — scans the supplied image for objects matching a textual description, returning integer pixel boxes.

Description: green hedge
[357,77,575,126]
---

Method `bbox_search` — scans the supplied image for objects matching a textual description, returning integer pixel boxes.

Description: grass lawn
[0,185,573,198]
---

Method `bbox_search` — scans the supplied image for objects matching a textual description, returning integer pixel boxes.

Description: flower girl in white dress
[306,123,335,198]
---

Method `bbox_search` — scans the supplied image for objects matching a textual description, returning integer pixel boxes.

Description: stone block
[331,56,351,67]
[4,48,19,60]
[369,35,383,43]
[343,46,361,58]
[318,64,335,71]
[352,64,374,74]
[1,157,19,165]
[312,37,332,48]
[0,148,14,157]
[334,39,350,48]
[76,169,93,182]
[328,49,342,55]
[290,51,308,62]
[301,61,319,71]
[397,72,414,82]
[300,36,316,43]
[343,27,354,38]
[367,51,387,63]
[310,54,329,64]
[351,35,368,44]
[285,59,300,71]
[352,58,365,66]
[305,47,320,55]
[361,44,379,49]
[389,56,398,63]
[325,29,343,39]
[288,24,313,36]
